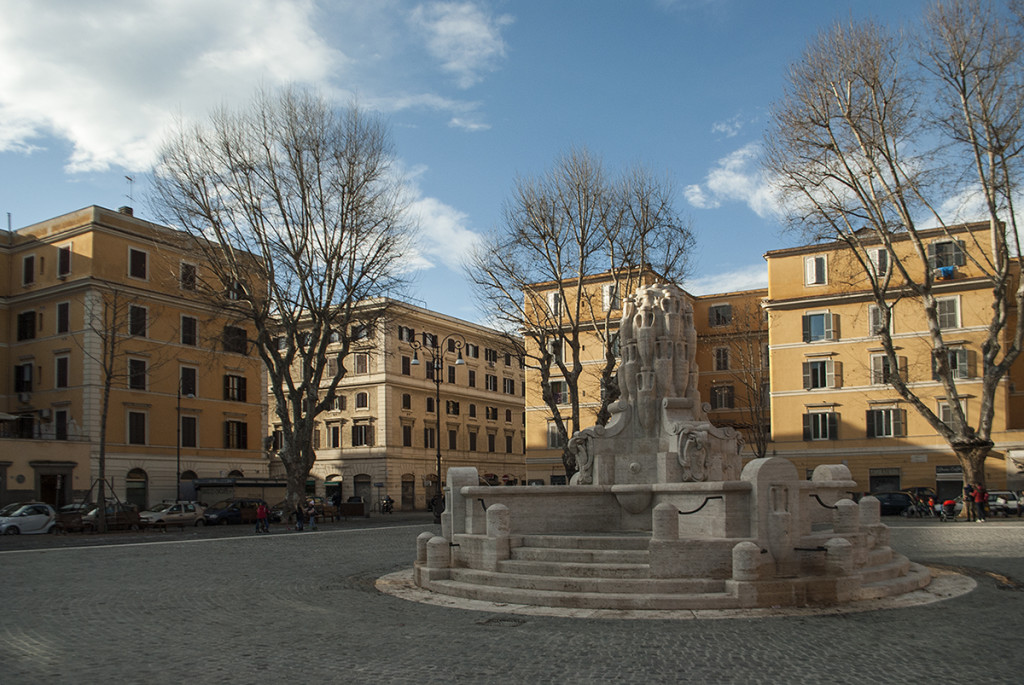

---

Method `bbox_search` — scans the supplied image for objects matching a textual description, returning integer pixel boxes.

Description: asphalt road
[1,513,1021,684]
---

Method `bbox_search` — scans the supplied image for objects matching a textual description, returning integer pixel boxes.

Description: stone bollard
[833,499,859,534]
[825,537,853,576]
[651,502,679,541]
[858,496,881,527]
[486,503,510,538]
[425,535,451,569]
[416,531,434,565]
[732,540,763,581]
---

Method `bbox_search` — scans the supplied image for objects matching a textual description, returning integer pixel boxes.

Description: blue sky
[0,0,935,322]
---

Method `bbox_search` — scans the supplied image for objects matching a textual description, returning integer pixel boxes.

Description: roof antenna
[125,175,134,206]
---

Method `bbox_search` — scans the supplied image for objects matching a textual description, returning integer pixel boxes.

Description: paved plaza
[1,514,1022,684]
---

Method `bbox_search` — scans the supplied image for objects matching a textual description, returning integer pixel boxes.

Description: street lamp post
[410,334,464,524]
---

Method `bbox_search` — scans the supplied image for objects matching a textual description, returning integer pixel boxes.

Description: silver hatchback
[0,502,59,534]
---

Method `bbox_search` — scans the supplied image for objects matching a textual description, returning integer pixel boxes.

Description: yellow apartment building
[764,223,1024,499]
[0,206,265,509]
[267,299,526,510]
[523,271,770,484]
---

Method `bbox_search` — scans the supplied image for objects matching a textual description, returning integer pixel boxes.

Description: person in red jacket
[972,483,988,523]
[255,502,270,534]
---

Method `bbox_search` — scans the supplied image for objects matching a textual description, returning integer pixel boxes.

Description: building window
[224,420,248,449]
[505,409,513,423]
[547,292,562,317]
[602,284,621,311]
[401,356,411,375]
[351,324,369,341]
[272,428,283,451]
[426,396,435,413]
[488,433,496,453]
[328,424,341,448]
[928,240,965,270]
[802,312,837,342]
[181,416,197,448]
[710,385,734,410]
[226,280,244,301]
[180,263,197,290]
[58,246,72,277]
[867,408,906,438]
[14,363,33,393]
[486,406,498,420]
[313,428,321,448]
[485,348,499,364]
[402,424,413,447]
[466,343,480,359]
[446,400,460,416]
[549,380,568,404]
[332,395,346,411]
[57,302,70,334]
[354,353,370,374]
[22,255,35,285]
[869,248,889,277]
[128,411,147,445]
[55,409,69,441]
[128,248,147,279]
[423,427,436,449]
[714,347,730,371]
[709,304,732,327]
[128,358,147,391]
[868,305,891,336]
[468,404,477,418]
[356,392,369,409]
[327,357,339,378]
[17,311,36,340]
[55,356,69,389]
[805,255,827,285]
[802,359,840,389]
[936,297,960,330]
[223,326,248,354]
[803,412,838,441]
[503,378,516,394]
[448,429,458,450]
[486,374,498,392]
[421,332,438,348]
[505,434,514,453]
[933,348,972,380]
[938,400,966,425]
[398,325,415,342]
[402,393,411,410]
[870,355,906,385]
[129,305,147,337]
[547,422,566,449]
[223,374,246,402]
[469,431,478,451]
[180,367,198,397]
[468,370,476,387]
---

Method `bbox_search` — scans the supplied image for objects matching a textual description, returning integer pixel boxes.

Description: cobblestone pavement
[1,514,1022,684]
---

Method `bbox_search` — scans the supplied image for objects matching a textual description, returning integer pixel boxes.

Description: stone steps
[451,567,726,595]
[856,561,931,600]
[510,546,649,565]
[518,534,651,550]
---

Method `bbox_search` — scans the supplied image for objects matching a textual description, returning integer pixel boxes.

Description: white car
[140,501,205,527]
[988,491,1021,517]
[0,502,59,534]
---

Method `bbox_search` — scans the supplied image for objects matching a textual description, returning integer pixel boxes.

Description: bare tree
[465,148,695,477]
[151,86,415,506]
[763,0,1024,486]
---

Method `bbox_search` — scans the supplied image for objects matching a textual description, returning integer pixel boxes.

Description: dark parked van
[202,498,266,525]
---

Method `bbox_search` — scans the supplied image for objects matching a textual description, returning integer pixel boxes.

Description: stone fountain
[413,283,931,610]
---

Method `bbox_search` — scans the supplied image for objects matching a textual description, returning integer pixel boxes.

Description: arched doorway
[401,473,415,511]
[228,469,244,478]
[353,474,372,504]
[125,468,148,510]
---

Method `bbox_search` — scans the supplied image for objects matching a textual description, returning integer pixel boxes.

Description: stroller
[939,499,958,522]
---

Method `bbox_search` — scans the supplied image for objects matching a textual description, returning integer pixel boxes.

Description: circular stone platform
[376,566,974,620]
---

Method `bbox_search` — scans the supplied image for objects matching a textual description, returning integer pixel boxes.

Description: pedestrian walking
[255,502,269,534]
[973,483,987,522]
[963,482,975,521]
[306,500,318,530]
[294,502,305,531]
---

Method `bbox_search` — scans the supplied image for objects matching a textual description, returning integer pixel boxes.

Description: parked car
[0,502,60,534]
[140,501,206,527]
[203,498,266,525]
[872,491,915,516]
[82,502,141,531]
[56,501,95,532]
[987,491,1020,517]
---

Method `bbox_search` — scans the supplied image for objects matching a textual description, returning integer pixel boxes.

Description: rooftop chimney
[118,206,134,216]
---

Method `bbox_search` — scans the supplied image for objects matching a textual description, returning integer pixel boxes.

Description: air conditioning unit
[38,409,51,420]
[17,392,30,403]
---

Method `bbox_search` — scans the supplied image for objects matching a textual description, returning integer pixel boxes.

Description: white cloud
[686,143,781,219]
[684,263,768,295]
[0,0,340,172]
[410,2,513,89]
[711,114,744,138]
[396,163,482,272]
[449,117,490,131]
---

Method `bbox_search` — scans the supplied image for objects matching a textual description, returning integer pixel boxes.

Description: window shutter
[802,315,811,343]
[802,414,812,441]
[832,361,842,388]
[827,412,838,440]
[805,258,815,284]
[955,240,966,266]
[898,356,908,382]
[894,409,906,436]
[927,242,937,270]
[802,362,812,390]
[963,349,975,378]
[223,421,231,448]
[239,377,247,403]
[223,375,230,401]
[866,410,877,438]
[826,313,838,340]
[825,360,835,388]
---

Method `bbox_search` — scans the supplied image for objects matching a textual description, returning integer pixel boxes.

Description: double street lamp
[410,334,465,524]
